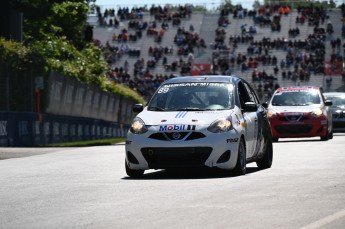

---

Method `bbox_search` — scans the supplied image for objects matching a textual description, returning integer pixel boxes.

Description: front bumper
[332,112,345,132]
[269,115,328,138]
[125,129,241,170]
[333,120,345,132]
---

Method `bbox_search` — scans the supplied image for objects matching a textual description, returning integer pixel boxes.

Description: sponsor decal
[227,138,239,143]
[241,116,246,128]
[175,111,188,118]
[157,87,170,94]
[234,115,241,126]
[159,124,196,131]
[187,125,196,131]
[164,83,226,87]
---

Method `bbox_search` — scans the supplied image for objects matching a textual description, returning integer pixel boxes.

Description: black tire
[233,138,246,175]
[272,137,279,142]
[320,132,329,141]
[256,138,273,169]
[125,161,144,178]
[329,129,333,139]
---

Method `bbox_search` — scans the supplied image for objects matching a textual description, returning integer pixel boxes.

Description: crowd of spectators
[92,3,345,101]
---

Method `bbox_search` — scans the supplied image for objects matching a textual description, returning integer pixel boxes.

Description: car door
[238,81,258,158]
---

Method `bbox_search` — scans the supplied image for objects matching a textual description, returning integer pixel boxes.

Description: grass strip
[44,138,126,147]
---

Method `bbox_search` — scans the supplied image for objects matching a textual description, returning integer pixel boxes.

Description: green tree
[14,0,94,47]
[1,0,145,105]
[218,0,234,11]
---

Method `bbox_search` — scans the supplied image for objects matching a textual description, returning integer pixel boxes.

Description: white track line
[301,209,345,229]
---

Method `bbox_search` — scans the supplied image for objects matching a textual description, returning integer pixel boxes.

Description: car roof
[162,75,240,84]
[323,92,345,97]
[276,86,319,92]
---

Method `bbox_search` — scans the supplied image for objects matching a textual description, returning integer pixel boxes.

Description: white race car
[125,75,273,177]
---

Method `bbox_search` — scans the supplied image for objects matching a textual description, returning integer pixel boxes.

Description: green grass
[45,138,126,147]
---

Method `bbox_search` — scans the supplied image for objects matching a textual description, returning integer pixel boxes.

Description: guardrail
[0,111,129,147]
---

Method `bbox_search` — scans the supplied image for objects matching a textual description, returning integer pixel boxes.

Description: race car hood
[137,108,233,126]
[269,105,322,113]
[329,106,345,115]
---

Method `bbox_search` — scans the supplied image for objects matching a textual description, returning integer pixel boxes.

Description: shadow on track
[274,139,321,143]
[122,166,264,180]
[274,133,345,144]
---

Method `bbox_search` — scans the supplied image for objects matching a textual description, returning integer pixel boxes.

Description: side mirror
[325,100,333,106]
[261,101,268,109]
[133,104,143,113]
[243,102,258,112]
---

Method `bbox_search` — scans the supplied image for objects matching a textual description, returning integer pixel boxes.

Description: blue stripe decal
[175,111,188,118]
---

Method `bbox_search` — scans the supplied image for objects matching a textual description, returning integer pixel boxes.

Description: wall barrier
[0,112,129,147]
[46,71,135,124]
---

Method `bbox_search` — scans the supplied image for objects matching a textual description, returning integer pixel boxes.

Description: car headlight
[311,109,323,117]
[267,110,277,118]
[208,119,232,133]
[130,117,148,134]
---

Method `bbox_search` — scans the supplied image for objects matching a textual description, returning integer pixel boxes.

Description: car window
[148,82,234,111]
[271,90,321,106]
[326,95,345,108]
[238,81,257,108]
[243,82,259,104]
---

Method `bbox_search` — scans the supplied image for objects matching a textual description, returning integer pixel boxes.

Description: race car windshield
[148,82,234,111]
[271,91,321,106]
[326,96,345,108]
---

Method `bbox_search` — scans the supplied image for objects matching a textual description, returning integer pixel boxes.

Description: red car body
[266,86,333,141]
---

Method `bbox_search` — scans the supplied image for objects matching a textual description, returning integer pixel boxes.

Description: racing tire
[256,138,273,169]
[329,130,333,139]
[233,138,246,176]
[272,138,279,142]
[125,161,144,178]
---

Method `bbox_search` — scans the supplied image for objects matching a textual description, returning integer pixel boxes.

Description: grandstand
[88,4,345,101]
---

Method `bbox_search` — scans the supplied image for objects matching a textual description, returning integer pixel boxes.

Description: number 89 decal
[158,87,169,93]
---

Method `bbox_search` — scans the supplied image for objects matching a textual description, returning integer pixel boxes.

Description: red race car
[265,86,333,142]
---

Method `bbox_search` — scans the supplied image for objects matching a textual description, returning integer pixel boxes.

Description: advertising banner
[191,63,211,76]
[324,60,343,76]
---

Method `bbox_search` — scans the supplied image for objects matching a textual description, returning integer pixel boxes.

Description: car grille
[141,147,212,168]
[332,113,345,119]
[278,115,308,122]
[275,125,313,134]
[148,132,206,141]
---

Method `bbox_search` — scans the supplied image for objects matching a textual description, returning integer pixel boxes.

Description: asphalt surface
[0,147,73,160]
[0,135,345,229]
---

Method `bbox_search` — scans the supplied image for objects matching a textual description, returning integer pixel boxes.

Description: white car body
[125,76,273,177]
[126,107,246,170]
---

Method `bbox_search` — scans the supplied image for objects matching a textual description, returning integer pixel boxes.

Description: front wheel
[329,129,333,139]
[256,138,273,169]
[125,161,144,178]
[233,138,246,175]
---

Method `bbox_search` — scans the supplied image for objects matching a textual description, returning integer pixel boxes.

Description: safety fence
[0,111,129,147]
